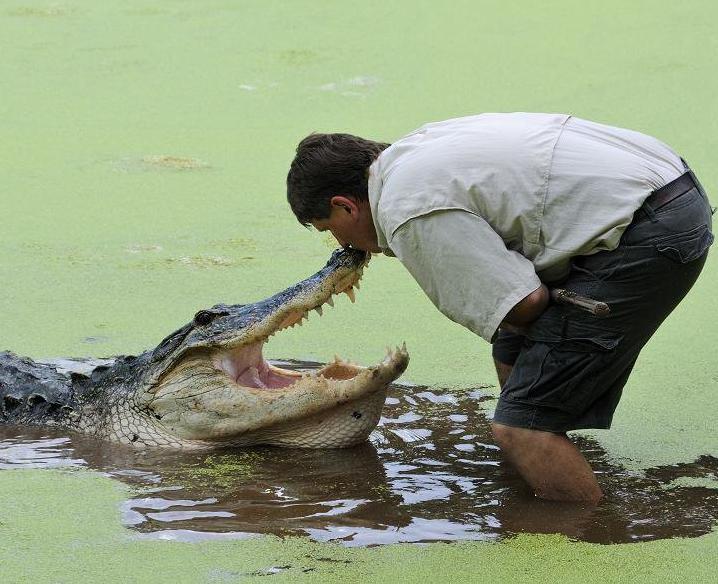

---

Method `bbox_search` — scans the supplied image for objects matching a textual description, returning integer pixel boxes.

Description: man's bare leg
[491,422,603,503]
[492,358,602,502]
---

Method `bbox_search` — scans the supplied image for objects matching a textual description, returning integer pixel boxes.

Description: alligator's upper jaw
[208,251,373,391]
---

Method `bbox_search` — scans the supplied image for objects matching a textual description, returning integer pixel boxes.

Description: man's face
[310,196,381,253]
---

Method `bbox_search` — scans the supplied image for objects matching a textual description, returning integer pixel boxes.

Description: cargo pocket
[654,224,713,264]
[506,316,623,409]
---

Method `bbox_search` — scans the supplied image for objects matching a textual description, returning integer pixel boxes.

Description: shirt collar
[367,159,391,253]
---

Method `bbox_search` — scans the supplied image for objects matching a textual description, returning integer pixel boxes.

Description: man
[286,113,714,502]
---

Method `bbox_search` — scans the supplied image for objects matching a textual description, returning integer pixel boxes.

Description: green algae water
[2,374,717,546]
[2,0,718,582]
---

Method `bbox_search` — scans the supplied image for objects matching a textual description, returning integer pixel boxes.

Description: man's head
[287,133,390,252]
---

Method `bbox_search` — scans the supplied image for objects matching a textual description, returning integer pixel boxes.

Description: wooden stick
[550,288,611,317]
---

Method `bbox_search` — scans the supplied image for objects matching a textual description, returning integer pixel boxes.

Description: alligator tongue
[236,366,267,388]
[215,342,298,389]
[235,363,296,389]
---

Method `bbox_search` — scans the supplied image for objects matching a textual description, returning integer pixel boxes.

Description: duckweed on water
[1,0,717,581]
[191,453,263,487]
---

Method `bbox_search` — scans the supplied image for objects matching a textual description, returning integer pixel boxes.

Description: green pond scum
[1,0,717,582]
[1,469,716,583]
[191,453,263,487]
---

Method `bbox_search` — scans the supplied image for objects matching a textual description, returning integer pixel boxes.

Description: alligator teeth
[314,306,323,317]
[345,287,356,303]
[355,280,361,290]
[327,297,334,307]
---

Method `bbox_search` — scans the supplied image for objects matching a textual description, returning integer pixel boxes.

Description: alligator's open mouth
[207,257,406,393]
[147,249,409,447]
[212,342,368,390]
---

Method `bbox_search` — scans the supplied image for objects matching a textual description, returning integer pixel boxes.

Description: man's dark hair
[287,133,390,226]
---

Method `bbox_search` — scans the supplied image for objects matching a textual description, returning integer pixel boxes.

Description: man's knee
[491,421,525,450]
[491,422,565,452]
[491,422,602,502]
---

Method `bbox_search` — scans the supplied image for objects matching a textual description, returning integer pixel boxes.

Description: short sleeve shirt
[367,113,684,342]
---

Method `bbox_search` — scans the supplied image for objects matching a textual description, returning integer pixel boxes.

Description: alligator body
[0,249,408,449]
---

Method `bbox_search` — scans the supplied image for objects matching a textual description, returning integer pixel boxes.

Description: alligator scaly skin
[0,351,182,447]
[0,351,76,426]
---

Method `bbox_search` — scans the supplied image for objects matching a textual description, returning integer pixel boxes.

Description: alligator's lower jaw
[224,388,389,448]
[170,384,388,449]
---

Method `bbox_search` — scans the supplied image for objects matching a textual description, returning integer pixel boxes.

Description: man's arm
[500,284,549,333]
[387,209,544,343]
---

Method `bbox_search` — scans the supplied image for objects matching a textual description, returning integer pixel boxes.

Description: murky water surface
[0,361,716,546]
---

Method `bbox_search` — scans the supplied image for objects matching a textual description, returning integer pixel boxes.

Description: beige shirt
[367,113,684,342]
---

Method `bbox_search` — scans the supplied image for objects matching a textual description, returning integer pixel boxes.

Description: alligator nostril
[194,310,215,326]
[352,411,362,419]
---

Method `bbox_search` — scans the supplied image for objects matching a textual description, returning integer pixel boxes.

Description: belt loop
[642,201,657,222]
[682,157,711,206]
[682,157,697,185]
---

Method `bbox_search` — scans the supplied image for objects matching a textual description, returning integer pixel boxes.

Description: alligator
[0,248,409,449]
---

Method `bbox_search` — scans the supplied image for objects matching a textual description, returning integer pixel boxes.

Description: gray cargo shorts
[492,177,714,433]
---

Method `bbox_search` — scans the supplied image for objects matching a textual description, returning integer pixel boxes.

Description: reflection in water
[0,436,86,469]
[0,360,716,546]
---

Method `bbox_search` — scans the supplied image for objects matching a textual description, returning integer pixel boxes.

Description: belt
[642,160,697,213]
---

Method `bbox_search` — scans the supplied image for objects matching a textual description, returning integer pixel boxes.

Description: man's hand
[500,284,550,333]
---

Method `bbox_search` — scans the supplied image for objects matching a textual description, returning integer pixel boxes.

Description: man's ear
[329,195,359,216]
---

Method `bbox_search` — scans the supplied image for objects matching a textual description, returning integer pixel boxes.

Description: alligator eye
[194,310,215,326]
